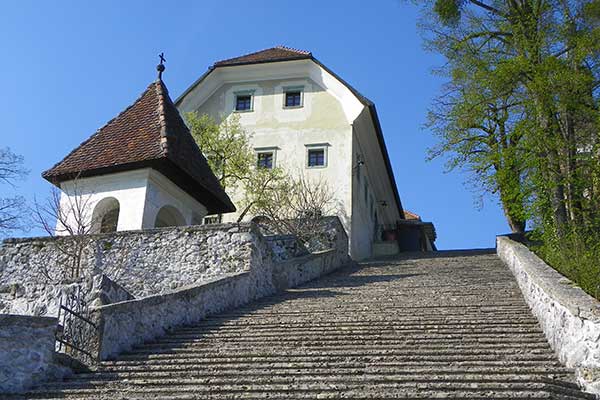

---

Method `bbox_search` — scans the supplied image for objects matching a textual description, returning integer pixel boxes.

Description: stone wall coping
[92,272,249,314]
[497,236,600,322]
[274,248,336,268]
[1,222,253,245]
[264,234,297,241]
[0,314,58,329]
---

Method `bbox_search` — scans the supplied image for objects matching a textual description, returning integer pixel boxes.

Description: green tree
[185,113,286,222]
[186,113,254,191]
[419,0,600,296]
[421,0,600,235]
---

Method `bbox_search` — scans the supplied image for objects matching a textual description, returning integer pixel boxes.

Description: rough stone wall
[94,223,275,359]
[0,315,71,393]
[264,235,309,262]
[1,273,132,317]
[93,219,349,360]
[0,223,256,307]
[497,236,600,394]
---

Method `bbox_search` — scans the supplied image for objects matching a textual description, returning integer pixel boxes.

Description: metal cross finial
[157,52,166,80]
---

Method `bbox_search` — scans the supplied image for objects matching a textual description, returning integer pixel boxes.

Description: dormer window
[235,92,253,112]
[283,87,303,108]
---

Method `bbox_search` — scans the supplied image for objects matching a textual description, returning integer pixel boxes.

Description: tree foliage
[420,0,600,296]
[251,174,336,249]
[186,113,255,191]
[186,112,288,222]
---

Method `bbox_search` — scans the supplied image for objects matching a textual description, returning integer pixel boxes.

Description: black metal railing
[55,286,99,365]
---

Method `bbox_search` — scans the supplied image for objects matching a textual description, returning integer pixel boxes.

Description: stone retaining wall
[497,236,600,394]
[1,224,256,312]
[0,315,70,393]
[93,219,349,360]
[273,249,344,290]
[1,273,132,317]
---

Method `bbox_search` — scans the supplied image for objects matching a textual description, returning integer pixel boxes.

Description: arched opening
[91,197,120,233]
[154,205,186,228]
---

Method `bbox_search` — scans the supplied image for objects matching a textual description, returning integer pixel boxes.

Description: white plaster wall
[184,74,354,238]
[350,108,403,260]
[142,169,208,228]
[57,170,149,234]
[56,169,208,234]
[177,60,401,260]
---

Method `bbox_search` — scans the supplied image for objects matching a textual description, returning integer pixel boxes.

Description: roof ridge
[155,80,170,156]
[274,45,311,55]
[213,45,312,67]
[42,82,158,179]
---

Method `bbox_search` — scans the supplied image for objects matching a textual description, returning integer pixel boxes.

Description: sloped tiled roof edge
[175,48,405,220]
[43,80,235,215]
[213,45,312,67]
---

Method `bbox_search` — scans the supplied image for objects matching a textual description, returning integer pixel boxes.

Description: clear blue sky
[0,0,510,249]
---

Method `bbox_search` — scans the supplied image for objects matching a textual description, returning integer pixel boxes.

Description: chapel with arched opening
[42,62,235,234]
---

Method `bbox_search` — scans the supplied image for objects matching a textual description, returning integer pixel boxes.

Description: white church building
[176,46,435,260]
[42,67,235,234]
[43,47,435,261]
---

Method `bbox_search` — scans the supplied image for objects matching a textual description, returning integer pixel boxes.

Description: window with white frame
[283,86,303,108]
[256,148,276,169]
[306,144,328,168]
[234,91,254,112]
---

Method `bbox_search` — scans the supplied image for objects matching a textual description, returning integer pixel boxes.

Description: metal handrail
[55,287,99,365]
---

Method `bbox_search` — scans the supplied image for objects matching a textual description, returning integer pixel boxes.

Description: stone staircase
[15,250,597,399]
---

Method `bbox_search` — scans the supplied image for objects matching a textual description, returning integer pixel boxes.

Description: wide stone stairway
[19,250,596,399]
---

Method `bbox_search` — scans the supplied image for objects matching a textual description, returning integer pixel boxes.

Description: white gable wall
[177,60,401,260]
[56,169,208,235]
[181,74,355,242]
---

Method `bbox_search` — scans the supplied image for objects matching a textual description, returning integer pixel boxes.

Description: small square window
[203,215,221,225]
[285,90,302,108]
[257,152,274,169]
[235,94,252,111]
[308,148,325,168]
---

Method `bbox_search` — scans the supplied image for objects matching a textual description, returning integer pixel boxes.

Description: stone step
[71,366,577,381]
[143,338,551,350]
[174,317,541,331]
[218,303,531,314]
[205,308,537,319]
[16,390,595,400]
[27,379,595,399]
[111,351,562,363]
[99,359,567,370]
[44,373,582,390]
[157,329,548,340]
[100,358,568,371]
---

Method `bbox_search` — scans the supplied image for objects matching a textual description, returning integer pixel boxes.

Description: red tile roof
[43,80,235,214]
[213,46,312,67]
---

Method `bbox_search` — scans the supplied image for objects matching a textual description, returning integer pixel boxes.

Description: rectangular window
[235,94,252,111]
[257,152,274,169]
[285,90,302,108]
[308,148,325,168]
[203,215,221,225]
